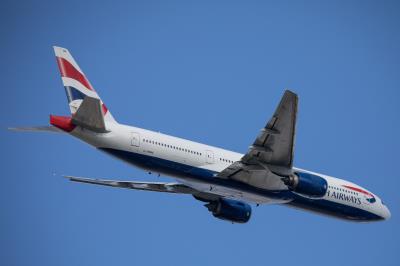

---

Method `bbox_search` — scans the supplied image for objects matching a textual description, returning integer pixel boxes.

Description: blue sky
[1,1,399,265]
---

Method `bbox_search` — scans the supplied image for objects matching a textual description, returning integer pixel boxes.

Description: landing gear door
[130,132,140,149]
[205,150,214,164]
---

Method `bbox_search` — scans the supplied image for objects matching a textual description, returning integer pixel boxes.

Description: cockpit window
[366,197,376,204]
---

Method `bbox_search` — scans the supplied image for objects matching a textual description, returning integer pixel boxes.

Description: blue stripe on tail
[64,86,86,102]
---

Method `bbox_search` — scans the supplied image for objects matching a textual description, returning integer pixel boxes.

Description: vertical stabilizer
[53,46,116,123]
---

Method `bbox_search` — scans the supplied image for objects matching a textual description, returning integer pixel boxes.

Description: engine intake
[283,171,328,198]
[205,199,251,223]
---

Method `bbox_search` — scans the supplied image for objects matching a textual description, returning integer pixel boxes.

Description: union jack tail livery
[54,46,115,123]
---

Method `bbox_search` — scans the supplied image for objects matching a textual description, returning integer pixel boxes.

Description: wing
[242,90,297,173]
[66,175,250,222]
[218,90,298,188]
[65,175,197,194]
[8,126,64,133]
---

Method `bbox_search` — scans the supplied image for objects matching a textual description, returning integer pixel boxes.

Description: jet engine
[204,198,252,223]
[282,171,328,198]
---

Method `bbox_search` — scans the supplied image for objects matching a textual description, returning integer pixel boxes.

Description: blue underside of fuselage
[99,148,383,221]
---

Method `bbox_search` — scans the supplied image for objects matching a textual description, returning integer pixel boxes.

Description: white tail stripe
[62,77,99,99]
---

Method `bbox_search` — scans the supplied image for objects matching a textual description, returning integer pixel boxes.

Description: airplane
[10,46,391,223]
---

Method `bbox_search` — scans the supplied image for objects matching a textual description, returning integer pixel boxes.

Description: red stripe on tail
[102,104,108,114]
[56,57,94,91]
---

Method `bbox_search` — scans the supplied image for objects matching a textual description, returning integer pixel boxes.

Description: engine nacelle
[205,199,252,223]
[283,171,328,198]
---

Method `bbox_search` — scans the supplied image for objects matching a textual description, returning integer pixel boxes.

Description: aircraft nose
[383,206,391,220]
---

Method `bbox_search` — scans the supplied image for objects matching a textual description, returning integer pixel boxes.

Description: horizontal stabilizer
[8,126,64,133]
[71,96,108,133]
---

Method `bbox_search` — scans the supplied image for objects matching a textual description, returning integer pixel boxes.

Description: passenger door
[205,150,214,164]
[130,132,140,150]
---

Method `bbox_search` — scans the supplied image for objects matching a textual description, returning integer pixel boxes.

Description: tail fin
[53,46,116,123]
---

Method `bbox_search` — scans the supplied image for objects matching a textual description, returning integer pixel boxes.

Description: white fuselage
[71,122,390,221]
